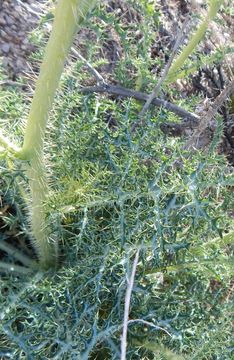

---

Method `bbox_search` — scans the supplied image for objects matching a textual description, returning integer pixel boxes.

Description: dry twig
[121,249,140,360]
[71,47,106,85]
[79,84,200,124]
[185,80,234,150]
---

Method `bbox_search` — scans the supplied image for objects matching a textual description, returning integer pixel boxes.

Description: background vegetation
[0,0,233,358]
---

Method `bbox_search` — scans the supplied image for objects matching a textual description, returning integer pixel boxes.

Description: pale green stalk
[16,0,97,269]
[166,0,223,83]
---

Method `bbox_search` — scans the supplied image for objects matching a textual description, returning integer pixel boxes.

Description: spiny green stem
[166,0,223,83]
[19,0,96,161]
[16,0,97,269]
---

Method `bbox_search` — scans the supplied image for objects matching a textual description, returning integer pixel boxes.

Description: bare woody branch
[185,80,234,150]
[78,84,200,125]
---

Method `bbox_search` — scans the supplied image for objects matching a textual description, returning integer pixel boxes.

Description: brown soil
[0,0,45,78]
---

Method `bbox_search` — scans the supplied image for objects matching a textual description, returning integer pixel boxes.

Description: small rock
[5,15,14,25]
[1,43,10,53]
[16,58,25,69]
[2,57,10,67]
[14,6,22,13]
[0,17,6,26]
[0,29,8,38]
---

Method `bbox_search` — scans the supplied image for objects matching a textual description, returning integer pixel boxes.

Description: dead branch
[185,80,234,150]
[78,84,200,125]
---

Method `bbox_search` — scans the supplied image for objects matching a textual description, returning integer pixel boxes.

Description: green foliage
[173,46,233,81]
[0,0,233,358]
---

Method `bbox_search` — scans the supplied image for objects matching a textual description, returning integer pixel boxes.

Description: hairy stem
[17,0,96,269]
[166,0,223,83]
